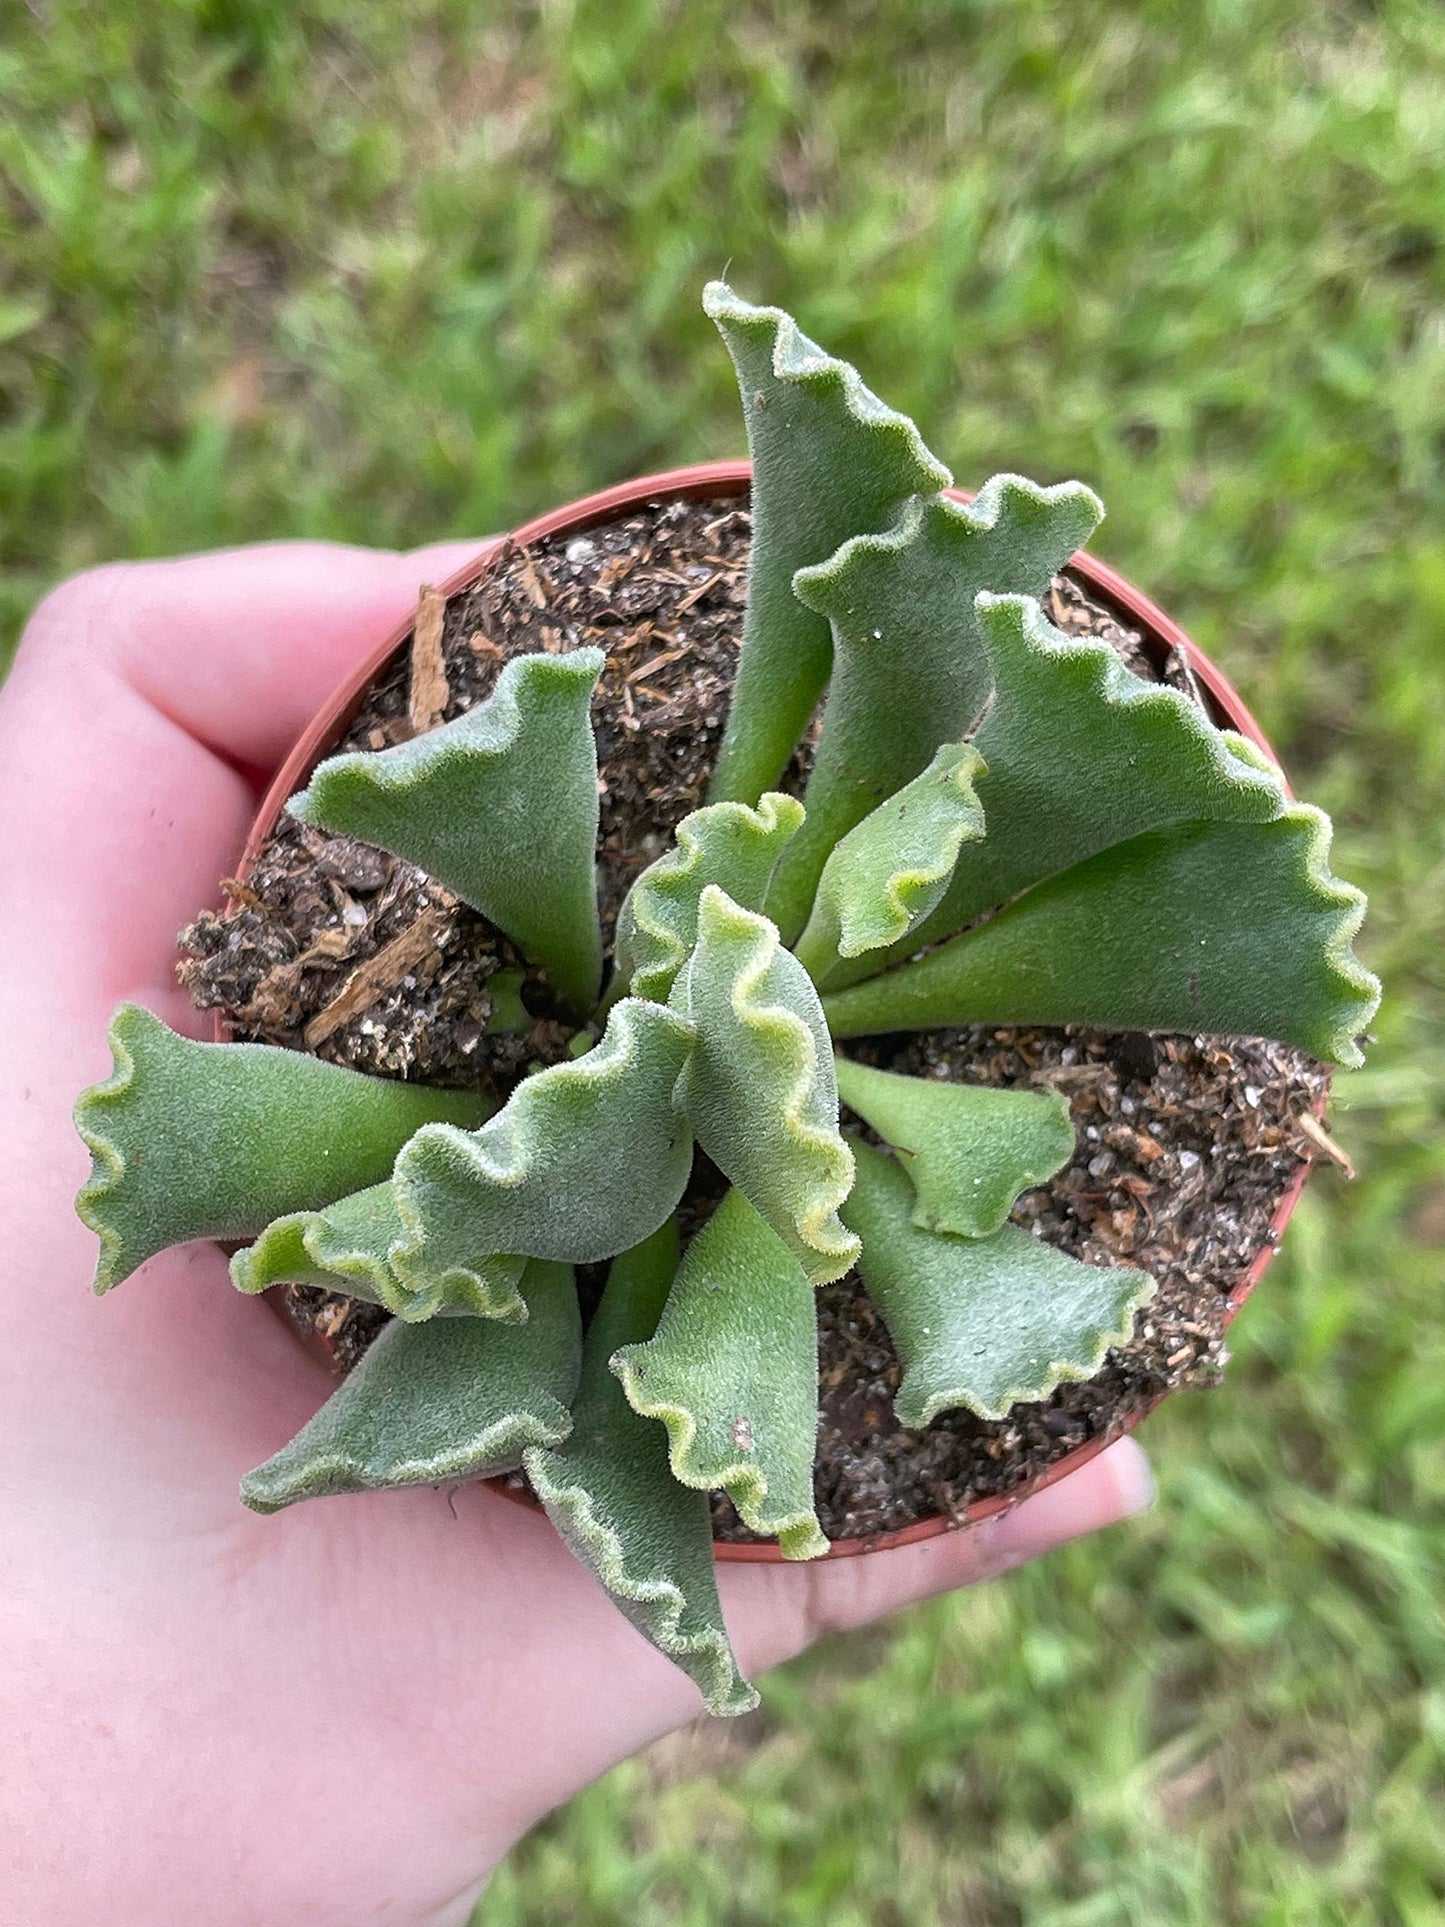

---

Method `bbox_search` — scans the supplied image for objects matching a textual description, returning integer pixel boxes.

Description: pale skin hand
[0,545,1155,1927]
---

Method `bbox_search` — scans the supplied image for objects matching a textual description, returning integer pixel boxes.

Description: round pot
[231,459,1319,1562]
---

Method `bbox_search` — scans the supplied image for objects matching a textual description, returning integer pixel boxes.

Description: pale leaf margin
[793,742,986,987]
[613,1189,829,1561]
[888,589,1291,959]
[674,885,858,1283]
[74,1002,486,1294]
[232,997,698,1321]
[292,646,606,1014]
[240,1257,580,1512]
[611,790,804,1005]
[844,1138,1155,1426]
[767,474,1104,939]
[524,1225,758,1718]
[702,280,953,808]
[824,802,1380,1068]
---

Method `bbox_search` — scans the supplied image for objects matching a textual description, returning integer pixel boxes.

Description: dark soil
[179,491,1331,1541]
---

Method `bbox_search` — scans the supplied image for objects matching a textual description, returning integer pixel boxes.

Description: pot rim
[231,458,1318,1563]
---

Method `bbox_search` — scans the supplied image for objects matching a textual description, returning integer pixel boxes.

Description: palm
[0,543,1148,1926]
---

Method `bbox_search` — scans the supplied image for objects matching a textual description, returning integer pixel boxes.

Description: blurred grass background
[3,0,1442,1918]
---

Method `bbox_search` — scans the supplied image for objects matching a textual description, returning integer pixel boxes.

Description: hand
[0,545,1155,1926]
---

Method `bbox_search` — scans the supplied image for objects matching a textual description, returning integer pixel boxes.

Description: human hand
[0,544,1155,1926]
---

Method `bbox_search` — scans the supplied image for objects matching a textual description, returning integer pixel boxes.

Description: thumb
[719,1436,1154,1676]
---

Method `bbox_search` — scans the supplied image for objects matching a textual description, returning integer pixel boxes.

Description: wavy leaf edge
[843,1138,1158,1427]
[795,742,987,985]
[76,1003,485,1296]
[240,1259,581,1511]
[73,1003,147,1293]
[244,1393,571,1513]
[523,1445,759,1714]
[610,1348,829,1561]
[615,790,805,1003]
[1271,800,1381,1066]
[896,1247,1157,1427]
[228,1188,529,1322]
[291,645,605,816]
[702,281,952,493]
[681,885,858,1282]
[292,645,606,1012]
[835,749,986,958]
[791,473,1104,624]
[233,997,698,1320]
[969,590,1289,831]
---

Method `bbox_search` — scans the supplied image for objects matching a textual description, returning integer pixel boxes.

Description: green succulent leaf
[830,591,1288,983]
[481,968,531,1035]
[612,791,805,1004]
[233,997,699,1321]
[613,1188,828,1560]
[833,1056,1075,1238]
[74,1003,488,1294]
[767,477,1104,940]
[793,744,986,988]
[524,1224,758,1718]
[240,1258,581,1513]
[843,1139,1153,1426]
[673,885,858,1284]
[229,1176,515,1320]
[702,281,952,808]
[825,806,1380,1068]
[292,647,606,1014]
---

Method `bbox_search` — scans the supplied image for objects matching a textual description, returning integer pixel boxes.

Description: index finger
[0,539,493,1032]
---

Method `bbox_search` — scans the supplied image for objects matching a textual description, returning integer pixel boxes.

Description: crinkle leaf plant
[75,283,1379,1717]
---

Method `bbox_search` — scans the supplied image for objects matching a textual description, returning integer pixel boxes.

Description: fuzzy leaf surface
[291,647,605,1013]
[613,1189,827,1560]
[612,791,804,1003]
[793,744,985,987]
[229,1177,512,1320]
[240,1259,580,1513]
[768,478,1103,939]
[833,592,1288,982]
[843,1140,1153,1426]
[674,886,858,1284]
[525,1224,757,1717]
[825,807,1380,1067]
[233,997,698,1321]
[702,282,951,808]
[833,1055,1074,1238]
[74,1003,487,1293]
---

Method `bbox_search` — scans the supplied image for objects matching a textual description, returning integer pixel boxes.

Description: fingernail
[1106,1437,1156,1517]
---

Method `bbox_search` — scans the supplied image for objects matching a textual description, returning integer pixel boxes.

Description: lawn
[3,1,1442,1919]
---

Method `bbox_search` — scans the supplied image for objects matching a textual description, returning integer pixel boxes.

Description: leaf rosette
[73,281,1379,1714]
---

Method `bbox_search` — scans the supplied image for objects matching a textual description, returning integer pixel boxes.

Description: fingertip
[980,1437,1154,1573]
[1105,1435,1156,1515]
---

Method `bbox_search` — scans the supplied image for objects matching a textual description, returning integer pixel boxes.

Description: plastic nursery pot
[230,459,1320,1563]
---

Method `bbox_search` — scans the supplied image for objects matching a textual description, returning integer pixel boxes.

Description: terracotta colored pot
[232,460,1318,1562]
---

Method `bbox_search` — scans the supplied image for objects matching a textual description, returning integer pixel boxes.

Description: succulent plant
[74,283,1380,1717]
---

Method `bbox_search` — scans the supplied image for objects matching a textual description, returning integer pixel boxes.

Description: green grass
[4,1,1443,1919]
